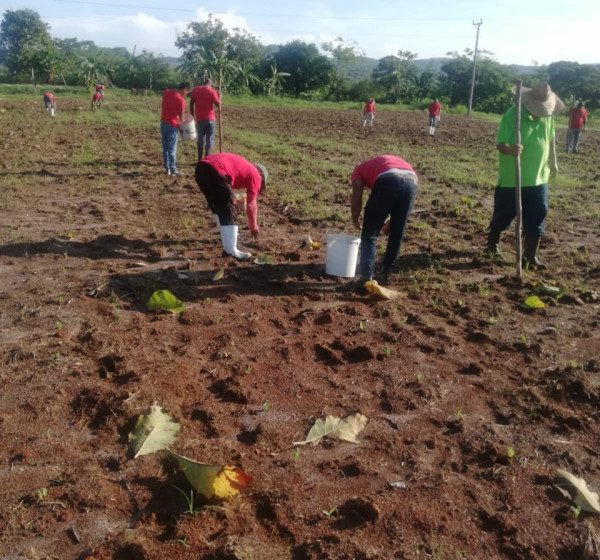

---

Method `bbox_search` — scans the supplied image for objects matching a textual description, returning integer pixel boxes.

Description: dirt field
[1,95,599,560]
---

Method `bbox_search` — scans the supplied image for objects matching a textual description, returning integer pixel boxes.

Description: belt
[376,168,418,184]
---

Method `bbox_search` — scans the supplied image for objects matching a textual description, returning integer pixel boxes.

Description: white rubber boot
[220,225,252,260]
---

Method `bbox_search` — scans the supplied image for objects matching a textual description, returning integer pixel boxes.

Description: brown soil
[1,99,599,560]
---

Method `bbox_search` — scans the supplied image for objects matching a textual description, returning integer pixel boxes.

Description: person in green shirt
[487,81,564,269]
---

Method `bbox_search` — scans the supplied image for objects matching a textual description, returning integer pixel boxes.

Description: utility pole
[467,19,483,115]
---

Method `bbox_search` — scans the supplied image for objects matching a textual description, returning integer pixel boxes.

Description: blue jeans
[567,128,582,152]
[489,184,548,236]
[196,120,216,159]
[160,121,178,173]
[359,175,417,280]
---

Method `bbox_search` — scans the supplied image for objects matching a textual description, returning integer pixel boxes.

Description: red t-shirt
[92,92,102,102]
[203,153,262,231]
[429,101,441,116]
[95,84,105,92]
[190,85,220,121]
[43,92,56,102]
[351,155,416,188]
[161,89,186,127]
[569,107,587,129]
[364,101,375,113]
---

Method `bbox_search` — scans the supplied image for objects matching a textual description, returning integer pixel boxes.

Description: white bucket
[326,233,361,277]
[179,119,197,141]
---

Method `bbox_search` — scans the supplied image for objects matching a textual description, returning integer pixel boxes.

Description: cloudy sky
[3,0,599,64]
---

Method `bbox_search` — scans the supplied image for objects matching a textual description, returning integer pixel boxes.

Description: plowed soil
[1,96,599,560]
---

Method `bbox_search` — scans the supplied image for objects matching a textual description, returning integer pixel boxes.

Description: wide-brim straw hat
[513,81,565,117]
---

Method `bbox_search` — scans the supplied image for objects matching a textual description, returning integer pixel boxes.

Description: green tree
[0,9,53,82]
[372,51,418,103]
[176,17,261,92]
[272,40,333,97]
[263,63,290,96]
[322,37,362,100]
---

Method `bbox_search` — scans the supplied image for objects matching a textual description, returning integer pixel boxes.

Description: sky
[1,0,599,65]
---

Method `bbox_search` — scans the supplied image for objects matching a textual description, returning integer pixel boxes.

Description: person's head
[255,164,268,193]
[518,81,565,117]
[577,101,584,109]
[178,81,191,95]
[203,77,212,86]
[369,97,374,102]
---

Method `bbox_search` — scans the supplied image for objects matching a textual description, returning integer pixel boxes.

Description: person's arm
[351,178,365,229]
[497,143,522,156]
[246,190,259,236]
[549,134,558,174]
[189,97,195,120]
[178,97,185,123]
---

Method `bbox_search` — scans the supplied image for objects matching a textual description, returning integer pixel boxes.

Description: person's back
[569,105,587,129]
[161,89,185,126]
[190,85,220,121]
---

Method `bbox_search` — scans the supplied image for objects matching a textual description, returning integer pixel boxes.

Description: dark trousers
[360,175,417,279]
[196,120,216,160]
[489,184,548,236]
[194,162,236,226]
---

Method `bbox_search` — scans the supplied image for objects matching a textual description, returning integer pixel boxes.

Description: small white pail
[326,233,361,277]
[179,119,197,141]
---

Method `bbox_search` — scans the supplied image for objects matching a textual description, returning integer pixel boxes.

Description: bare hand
[510,144,523,156]
[381,220,390,235]
[353,218,362,230]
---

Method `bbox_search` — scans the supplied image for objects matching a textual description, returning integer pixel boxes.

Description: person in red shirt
[95,84,105,99]
[363,97,375,127]
[43,91,56,117]
[189,77,221,160]
[567,101,588,153]
[194,153,268,260]
[160,82,191,176]
[91,91,102,109]
[350,155,418,288]
[428,99,442,135]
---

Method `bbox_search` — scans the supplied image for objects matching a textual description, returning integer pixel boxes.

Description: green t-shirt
[496,106,555,188]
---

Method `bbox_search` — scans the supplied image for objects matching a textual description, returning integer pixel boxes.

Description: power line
[49,0,473,22]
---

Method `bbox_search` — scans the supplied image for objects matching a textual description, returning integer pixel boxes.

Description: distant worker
[43,91,56,117]
[351,155,418,289]
[363,97,375,127]
[95,84,105,99]
[486,81,563,269]
[160,81,191,176]
[91,91,102,109]
[189,77,221,161]
[567,101,587,153]
[194,152,267,260]
[428,98,442,135]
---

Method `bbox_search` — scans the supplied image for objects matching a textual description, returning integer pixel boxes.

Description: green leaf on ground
[293,413,368,446]
[254,254,274,265]
[147,289,185,314]
[533,281,563,298]
[521,295,546,309]
[128,405,180,458]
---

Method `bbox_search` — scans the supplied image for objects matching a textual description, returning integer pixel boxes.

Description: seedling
[358,321,366,332]
[244,364,254,374]
[383,346,393,358]
[506,447,516,460]
[173,485,195,515]
[416,372,424,383]
[55,321,63,331]
[292,448,301,461]
[455,409,465,421]
[177,537,191,549]
[322,506,338,518]
[35,487,48,502]
[262,400,271,412]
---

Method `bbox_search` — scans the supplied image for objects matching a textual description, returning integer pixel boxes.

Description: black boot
[523,235,546,269]
[486,229,502,257]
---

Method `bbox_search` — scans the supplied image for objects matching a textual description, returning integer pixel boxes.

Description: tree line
[1,9,599,112]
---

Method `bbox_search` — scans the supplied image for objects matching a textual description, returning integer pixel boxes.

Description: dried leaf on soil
[213,268,225,281]
[556,469,600,514]
[293,413,368,446]
[364,280,401,300]
[169,451,251,499]
[254,254,274,265]
[521,295,546,310]
[128,405,180,458]
[146,289,186,314]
